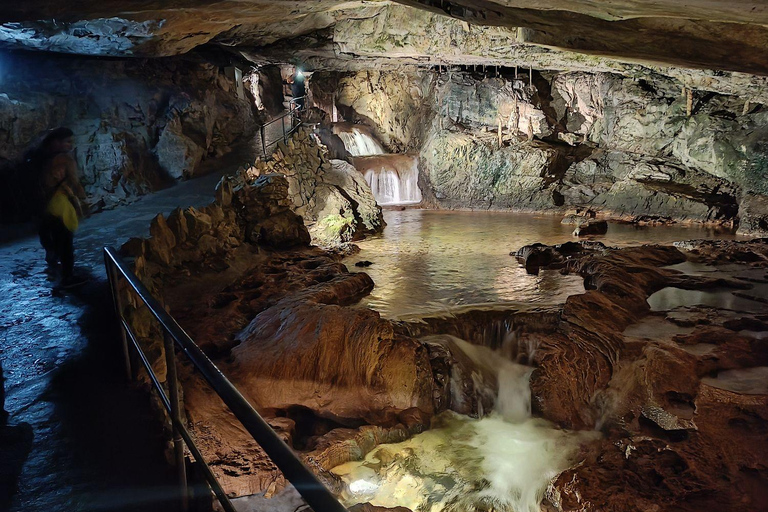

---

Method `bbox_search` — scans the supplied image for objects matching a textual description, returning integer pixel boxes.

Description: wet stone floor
[0,171,226,512]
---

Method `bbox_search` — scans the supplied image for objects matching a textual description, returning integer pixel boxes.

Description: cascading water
[331,336,599,512]
[332,124,385,156]
[356,155,423,206]
[331,122,423,205]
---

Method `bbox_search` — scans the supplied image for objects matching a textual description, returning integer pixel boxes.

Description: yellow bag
[46,190,79,232]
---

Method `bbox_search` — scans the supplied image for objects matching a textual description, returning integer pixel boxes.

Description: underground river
[328,209,752,511]
[344,209,741,319]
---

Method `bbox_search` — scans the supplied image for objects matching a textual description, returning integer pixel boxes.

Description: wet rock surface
[512,239,768,511]
[115,169,418,498]
[113,173,768,512]
[0,171,235,512]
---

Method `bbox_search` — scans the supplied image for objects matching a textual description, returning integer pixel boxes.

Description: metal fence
[104,246,348,512]
[258,96,307,159]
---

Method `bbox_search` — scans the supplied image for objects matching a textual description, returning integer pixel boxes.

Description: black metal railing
[104,246,347,512]
[258,95,308,159]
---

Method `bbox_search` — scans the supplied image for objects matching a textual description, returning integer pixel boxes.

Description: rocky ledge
[240,127,385,247]
[513,240,768,511]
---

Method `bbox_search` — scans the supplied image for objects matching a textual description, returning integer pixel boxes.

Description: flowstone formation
[117,162,768,509]
[116,170,427,497]
[512,240,768,511]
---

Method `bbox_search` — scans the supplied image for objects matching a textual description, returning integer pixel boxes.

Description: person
[34,129,88,288]
[39,157,86,288]
[34,128,87,208]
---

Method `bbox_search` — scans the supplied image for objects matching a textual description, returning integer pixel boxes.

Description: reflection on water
[345,210,739,318]
[647,263,768,314]
[703,367,768,395]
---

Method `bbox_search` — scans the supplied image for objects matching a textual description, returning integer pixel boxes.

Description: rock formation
[4,1,768,75]
[309,68,766,233]
[0,51,259,218]
[239,127,385,247]
[1,1,767,231]
[513,240,768,511]
[117,162,768,509]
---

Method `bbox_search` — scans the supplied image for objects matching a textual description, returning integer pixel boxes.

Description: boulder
[146,213,176,265]
[251,210,311,248]
[573,219,608,236]
[155,116,205,180]
[183,208,213,239]
[166,208,188,244]
[255,127,384,247]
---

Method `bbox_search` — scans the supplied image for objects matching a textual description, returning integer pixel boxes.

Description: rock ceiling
[1,0,768,76]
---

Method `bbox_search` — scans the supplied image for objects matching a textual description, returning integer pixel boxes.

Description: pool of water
[647,262,768,315]
[345,210,740,318]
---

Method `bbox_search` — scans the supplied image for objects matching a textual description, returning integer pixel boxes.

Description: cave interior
[0,2,768,512]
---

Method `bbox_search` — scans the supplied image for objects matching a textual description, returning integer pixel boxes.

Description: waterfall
[331,334,599,512]
[332,122,422,205]
[444,335,533,423]
[354,155,423,206]
[333,125,384,156]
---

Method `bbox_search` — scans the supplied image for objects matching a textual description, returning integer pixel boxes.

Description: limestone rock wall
[332,71,435,152]
[315,67,768,233]
[0,51,258,218]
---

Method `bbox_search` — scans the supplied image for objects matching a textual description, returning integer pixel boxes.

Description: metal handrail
[104,246,348,512]
[259,96,308,158]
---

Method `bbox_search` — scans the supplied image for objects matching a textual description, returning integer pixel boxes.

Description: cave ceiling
[1,0,768,78]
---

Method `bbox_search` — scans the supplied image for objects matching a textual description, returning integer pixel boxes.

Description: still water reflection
[345,210,739,318]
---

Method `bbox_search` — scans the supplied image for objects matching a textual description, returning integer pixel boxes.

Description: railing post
[260,125,267,159]
[105,253,133,381]
[163,331,188,511]
[281,115,286,143]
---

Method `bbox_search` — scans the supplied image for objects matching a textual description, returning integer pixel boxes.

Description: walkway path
[0,161,240,511]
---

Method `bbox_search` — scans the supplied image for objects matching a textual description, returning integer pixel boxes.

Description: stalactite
[529,66,533,88]
[743,100,751,116]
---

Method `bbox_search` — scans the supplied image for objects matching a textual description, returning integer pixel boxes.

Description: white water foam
[331,338,599,512]
[337,127,385,156]
[363,158,422,206]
